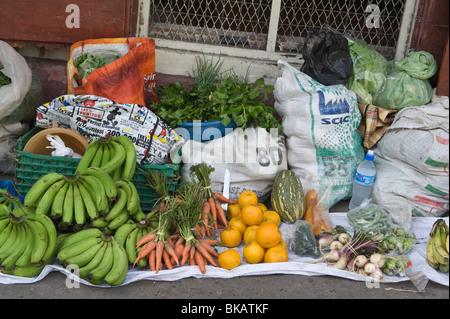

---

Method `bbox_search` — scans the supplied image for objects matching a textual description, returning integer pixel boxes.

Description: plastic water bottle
[349,150,376,211]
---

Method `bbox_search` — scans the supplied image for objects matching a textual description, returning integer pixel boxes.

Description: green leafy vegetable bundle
[150,55,282,132]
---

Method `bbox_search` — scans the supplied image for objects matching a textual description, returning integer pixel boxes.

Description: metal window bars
[143,0,418,60]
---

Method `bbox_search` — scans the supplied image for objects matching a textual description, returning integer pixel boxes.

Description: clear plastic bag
[285,220,320,257]
[347,199,391,234]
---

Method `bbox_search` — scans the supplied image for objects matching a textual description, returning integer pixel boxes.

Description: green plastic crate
[15,126,181,211]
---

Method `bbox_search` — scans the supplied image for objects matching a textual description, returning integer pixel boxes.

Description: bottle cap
[365,149,374,161]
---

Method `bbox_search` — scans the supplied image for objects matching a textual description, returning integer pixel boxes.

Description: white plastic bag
[0,40,32,121]
[181,127,288,202]
[45,135,82,158]
[274,60,365,207]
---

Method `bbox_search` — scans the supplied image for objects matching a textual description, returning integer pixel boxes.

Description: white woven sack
[274,60,364,207]
[181,126,288,202]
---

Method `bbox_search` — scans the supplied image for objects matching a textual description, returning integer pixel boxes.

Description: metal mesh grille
[149,0,272,50]
[277,0,405,59]
[148,0,406,59]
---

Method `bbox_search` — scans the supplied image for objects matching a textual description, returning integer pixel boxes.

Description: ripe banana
[104,240,129,286]
[24,172,64,207]
[427,219,449,273]
[113,136,137,180]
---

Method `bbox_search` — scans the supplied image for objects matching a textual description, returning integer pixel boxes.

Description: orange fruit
[229,216,247,235]
[255,221,282,248]
[257,202,268,212]
[238,190,258,208]
[243,225,259,244]
[262,210,281,227]
[218,249,241,270]
[240,204,263,226]
[264,247,288,263]
[243,240,266,264]
[220,226,242,248]
[274,238,287,250]
[226,204,241,220]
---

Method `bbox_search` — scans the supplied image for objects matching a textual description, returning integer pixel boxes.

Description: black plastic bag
[301,26,353,86]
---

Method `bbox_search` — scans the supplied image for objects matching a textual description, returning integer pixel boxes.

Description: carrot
[197,240,219,258]
[208,197,218,230]
[174,243,184,258]
[215,199,228,227]
[134,240,156,267]
[199,239,219,246]
[149,250,156,271]
[165,242,179,265]
[181,243,191,266]
[175,236,185,248]
[136,232,156,247]
[155,240,165,273]
[213,192,238,204]
[194,251,206,274]
[195,241,218,267]
[163,250,173,270]
[189,245,196,265]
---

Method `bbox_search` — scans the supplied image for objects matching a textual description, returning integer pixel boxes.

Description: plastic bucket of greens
[175,117,237,142]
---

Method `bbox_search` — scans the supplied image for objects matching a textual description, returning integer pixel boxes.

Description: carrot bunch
[189,163,237,236]
[133,199,178,273]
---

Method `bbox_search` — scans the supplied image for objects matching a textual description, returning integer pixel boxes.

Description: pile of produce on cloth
[0,47,448,289]
[1,161,448,287]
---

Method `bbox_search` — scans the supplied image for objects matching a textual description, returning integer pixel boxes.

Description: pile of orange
[218,190,288,270]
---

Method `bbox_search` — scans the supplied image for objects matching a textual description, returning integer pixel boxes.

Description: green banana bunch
[24,168,118,231]
[0,189,20,211]
[88,178,145,233]
[76,136,137,180]
[55,229,129,286]
[114,212,159,269]
[0,203,57,277]
[427,219,449,273]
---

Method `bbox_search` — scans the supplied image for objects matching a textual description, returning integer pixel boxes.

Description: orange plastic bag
[304,189,333,236]
[67,37,158,107]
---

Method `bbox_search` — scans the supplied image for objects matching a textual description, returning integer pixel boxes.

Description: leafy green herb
[150,55,281,132]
